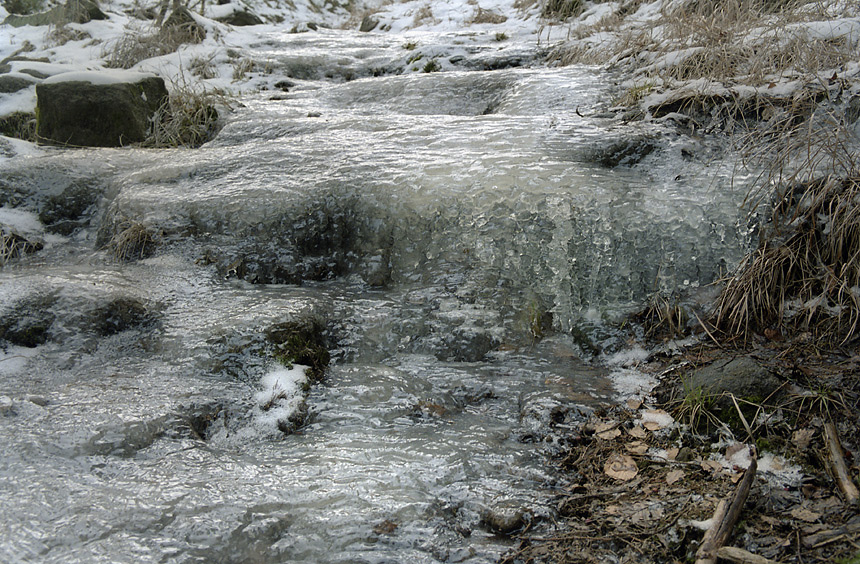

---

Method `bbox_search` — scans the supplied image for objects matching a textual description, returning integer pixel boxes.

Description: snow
[0,206,43,235]
[252,364,309,433]
[43,69,159,85]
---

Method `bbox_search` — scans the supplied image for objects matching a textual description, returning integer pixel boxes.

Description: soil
[502,338,860,564]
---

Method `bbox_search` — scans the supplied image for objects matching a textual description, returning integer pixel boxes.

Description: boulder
[2,0,105,26]
[359,15,379,32]
[0,74,37,93]
[36,71,168,147]
[215,9,263,26]
[684,356,782,405]
[162,6,206,42]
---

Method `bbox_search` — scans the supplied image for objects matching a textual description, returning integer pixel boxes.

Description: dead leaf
[665,447,679,461]
[626,441,649,455]
[793,428,815,450]
[790,507,821,523]
[730,471,744,484]
[604,453,639,481]
[605,504,622,515]
[701,460,722,473]
[629,501,664,524]
[597,428,621,440]
[627,398,643,410]
[373,519,398,535]
[725,443,747,460]
[628,426,647,439]
[666,469,685,485]
[641,409,673,430]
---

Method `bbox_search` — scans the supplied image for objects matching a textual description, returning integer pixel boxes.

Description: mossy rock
[91,296,157,336]
[36,73,168,147]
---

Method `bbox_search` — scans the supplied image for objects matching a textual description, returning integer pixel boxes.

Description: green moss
[266,318,330,383]
[422,59,440,73]
[0,111,37,142]
[837,552,860,564]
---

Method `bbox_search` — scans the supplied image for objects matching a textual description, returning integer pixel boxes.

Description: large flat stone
[36,72,168,147]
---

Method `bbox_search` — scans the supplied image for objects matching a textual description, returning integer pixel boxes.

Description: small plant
[189,54,218,80]
[403,40,418,50]
[413,4,434,27]
[541,0,582,21]
[231,58,255,81]
[46,24,91,47]
[613,82,655,107]
[106,220,159,262]
[675,376,717,434]
[422,59,440,73]
[494,31,508,42]
[471,7,507,25]
[142,69,231,148]
[406,52,423,64]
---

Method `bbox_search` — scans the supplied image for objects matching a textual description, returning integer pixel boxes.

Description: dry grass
[551,0,859,93]
[106,220,159,262]
[1,229,43,266]
[469,7,507,24]
[714,175,860,346]
[144,72,231,148]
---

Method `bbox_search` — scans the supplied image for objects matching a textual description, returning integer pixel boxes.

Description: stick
[824,422,860,506]
[695,446,758,564]
[716,546,779,564]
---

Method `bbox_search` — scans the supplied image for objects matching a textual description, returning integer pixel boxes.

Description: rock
[437,328,499,362]
[38,180,101,235]
[847,94,860,126]
[162,6,206,42]
[64,0,106,23]
[482,502,527,535]
[359,15,379,32]
[584,135,658,167]
[91,297,155,336]
[0,294,57,348]
[686,356,781,404]
[0,74,37,93]
[35,72,168,147]
[215,9,263,26]
[2,0,105,26]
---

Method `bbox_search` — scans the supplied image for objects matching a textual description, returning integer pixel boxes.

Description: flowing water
[0,29,753,563]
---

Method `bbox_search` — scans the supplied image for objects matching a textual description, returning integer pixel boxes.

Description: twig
[695,446,758,564]
[824,421,860,505]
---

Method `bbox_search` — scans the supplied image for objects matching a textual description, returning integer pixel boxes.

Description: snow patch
[43,70,160,85]
[252,364,309,433]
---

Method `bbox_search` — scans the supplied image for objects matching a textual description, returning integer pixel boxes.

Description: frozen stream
[1,29,752,563]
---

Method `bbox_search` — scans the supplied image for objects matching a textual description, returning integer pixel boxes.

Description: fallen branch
[824,422,860,506]
[716,546,779,564]
[802,516,860,547]
[695,446,758,564]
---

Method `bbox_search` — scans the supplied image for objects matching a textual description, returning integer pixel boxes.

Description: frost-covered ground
[0,0,545,121]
